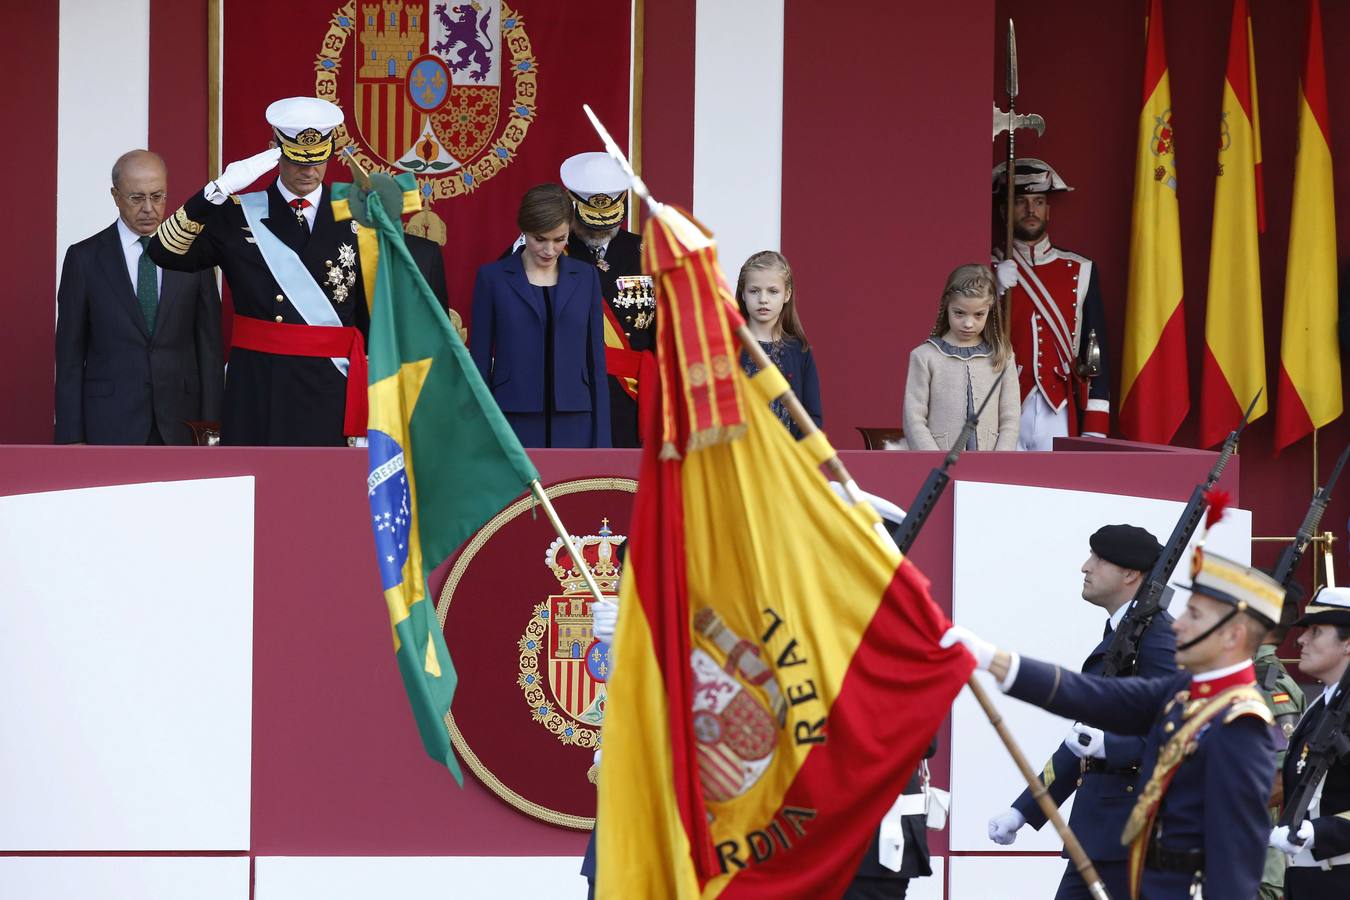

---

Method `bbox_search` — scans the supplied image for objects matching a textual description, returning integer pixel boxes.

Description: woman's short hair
[517,183,573,234]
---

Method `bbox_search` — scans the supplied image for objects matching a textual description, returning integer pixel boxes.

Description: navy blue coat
[1007,657,1276,900]
[1012,611,1177,863]
[469,254,610,447]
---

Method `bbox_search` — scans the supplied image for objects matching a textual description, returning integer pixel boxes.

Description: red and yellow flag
[1119,0,1187,445]
[596,208,974,898]
[1276,0,1341,450]
[1199,0,1267,447]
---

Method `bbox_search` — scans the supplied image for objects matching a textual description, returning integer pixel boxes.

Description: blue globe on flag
[367,429,412,590]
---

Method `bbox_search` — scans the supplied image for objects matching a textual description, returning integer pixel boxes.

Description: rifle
[1279,663,1350,829]
[890,387,997,554]
[1271,442,1350,587]
[1097,391,1262,677]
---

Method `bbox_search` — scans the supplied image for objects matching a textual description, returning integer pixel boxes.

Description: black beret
[1089,524,1162,572]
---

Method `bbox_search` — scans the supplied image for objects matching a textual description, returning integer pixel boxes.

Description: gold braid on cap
[573,191,626,228]
[274,127,335,165]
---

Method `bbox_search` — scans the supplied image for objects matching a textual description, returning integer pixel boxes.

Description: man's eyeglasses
[116,189,167,206]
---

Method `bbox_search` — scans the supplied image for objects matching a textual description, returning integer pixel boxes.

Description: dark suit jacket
[55,221,222,444]
[1012,609,1176,863]
[469,253,610,445]
[405,232,449,311]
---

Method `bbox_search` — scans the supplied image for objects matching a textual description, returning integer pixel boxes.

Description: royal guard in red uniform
[992,159,1110,450]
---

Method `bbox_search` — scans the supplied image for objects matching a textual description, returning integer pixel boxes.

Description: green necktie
[136,235,158,334]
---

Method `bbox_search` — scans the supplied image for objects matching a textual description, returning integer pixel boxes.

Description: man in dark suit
[987,524,1175,900]
[148,97,447,446]
[55,149,222,445]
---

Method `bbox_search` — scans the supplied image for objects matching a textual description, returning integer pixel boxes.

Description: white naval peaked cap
[560,151,632,198]
[265,97,344,165]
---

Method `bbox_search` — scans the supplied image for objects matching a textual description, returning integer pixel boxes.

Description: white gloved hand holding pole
[994,259,1018,294]
[591,598,618,645]
[940,625,996,671]
[988,808,1025,845]
[206,148,283,203]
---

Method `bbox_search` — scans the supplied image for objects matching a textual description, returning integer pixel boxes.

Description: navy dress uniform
[992,160,1111,448]
[1277,587,1350,897]
[1008,525,1175,900]
[560,152,654,448]
[147,97,447,446]
[998,550,1283,899]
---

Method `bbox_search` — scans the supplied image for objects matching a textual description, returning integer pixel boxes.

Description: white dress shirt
[275,179,322,231]
[116,216,162,295]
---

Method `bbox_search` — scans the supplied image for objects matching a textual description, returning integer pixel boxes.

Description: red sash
[231,316,368,437]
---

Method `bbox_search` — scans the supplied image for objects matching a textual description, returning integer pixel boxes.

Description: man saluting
[149,97,366,446]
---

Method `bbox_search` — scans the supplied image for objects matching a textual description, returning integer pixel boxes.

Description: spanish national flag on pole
[1199,0,1267,448]
[596,207,974,898]
[358,184,539,781]
[1120,0,1187,445]
[1275,0,1341,450]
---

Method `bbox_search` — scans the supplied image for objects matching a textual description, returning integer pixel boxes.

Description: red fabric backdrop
[220,0,631,323]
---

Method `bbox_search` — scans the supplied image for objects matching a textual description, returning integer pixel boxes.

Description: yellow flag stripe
[1121,71,1184,401]
[1204,79,1267,422]
[1280,89,1342,427]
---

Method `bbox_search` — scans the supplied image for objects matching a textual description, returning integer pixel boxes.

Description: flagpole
[529,479,609,604]
[967,677,1112,899]
[581,103,1112,898]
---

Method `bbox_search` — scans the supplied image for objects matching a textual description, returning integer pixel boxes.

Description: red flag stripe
[1119,303,1189,445]
[1303,0,1332,145]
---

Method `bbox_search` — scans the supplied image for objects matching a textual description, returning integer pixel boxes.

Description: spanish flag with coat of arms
[596,206,974,897]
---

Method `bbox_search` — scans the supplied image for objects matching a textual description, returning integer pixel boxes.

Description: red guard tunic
[994,235,1111,437]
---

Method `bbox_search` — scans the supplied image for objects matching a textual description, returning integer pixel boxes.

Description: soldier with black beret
[986,523,1174,900]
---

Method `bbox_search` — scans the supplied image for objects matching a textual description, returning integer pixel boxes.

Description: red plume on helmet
[1203,488,1231,531]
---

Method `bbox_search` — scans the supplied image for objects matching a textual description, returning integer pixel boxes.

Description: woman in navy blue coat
[470,184,611,448]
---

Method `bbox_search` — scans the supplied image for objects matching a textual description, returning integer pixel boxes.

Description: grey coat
[902,338,1020,450]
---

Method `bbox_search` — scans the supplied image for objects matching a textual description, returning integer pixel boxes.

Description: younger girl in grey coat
[903,264,1020,451]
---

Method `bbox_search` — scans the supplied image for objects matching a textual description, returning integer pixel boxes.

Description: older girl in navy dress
[735,250,821,438]
[470,184,611,448]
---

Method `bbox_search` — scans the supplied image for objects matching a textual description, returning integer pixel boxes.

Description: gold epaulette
[156,206,205,256]
[1223,687,1275,726]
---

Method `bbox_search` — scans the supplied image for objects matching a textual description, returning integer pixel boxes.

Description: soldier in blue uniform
[987,524,1174,900]
[1270,586,1350,896]
[945,547,1284,899]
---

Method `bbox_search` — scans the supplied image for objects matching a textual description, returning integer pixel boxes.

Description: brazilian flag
[361,187,538,782]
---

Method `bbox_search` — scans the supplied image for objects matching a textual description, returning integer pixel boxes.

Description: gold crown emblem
[295,128,324,146]
[546,518,624,594]
[587,194,614,209]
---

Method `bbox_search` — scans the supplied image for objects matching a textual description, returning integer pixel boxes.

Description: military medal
[1296,744,1309,774]
[596,257,610,272]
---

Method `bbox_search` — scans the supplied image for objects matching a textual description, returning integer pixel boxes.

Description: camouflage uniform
[1255,642,1306,900]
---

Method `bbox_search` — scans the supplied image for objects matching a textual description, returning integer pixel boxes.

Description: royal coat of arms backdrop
[436,478,635,828]
[221,0,631,317]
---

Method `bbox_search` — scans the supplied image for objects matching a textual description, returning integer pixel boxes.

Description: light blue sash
[237,191,347,376]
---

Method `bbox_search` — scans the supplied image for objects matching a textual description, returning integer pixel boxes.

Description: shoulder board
[1224,694,1275,726]
[230,195,241,205]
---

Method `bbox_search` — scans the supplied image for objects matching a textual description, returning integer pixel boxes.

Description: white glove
[995,259,1018,293]
[1065,723,1105,760]
[207,148,282,201]
[988,808,1025,845]
[1270,820,1314,855]
[591,599,618,644]
[940,624,995,671]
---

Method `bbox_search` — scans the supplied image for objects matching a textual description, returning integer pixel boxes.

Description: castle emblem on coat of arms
[517,519,624,748]
[313,0,536,206]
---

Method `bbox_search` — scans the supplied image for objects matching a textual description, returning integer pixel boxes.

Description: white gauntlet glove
[994,259,1019,294]
[988,808,1025,845]
[1065,723,1105,760]
[206,148,282,203]
[940,625,995,671]
[1270,820,1314,855]
[591,599,618,645]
